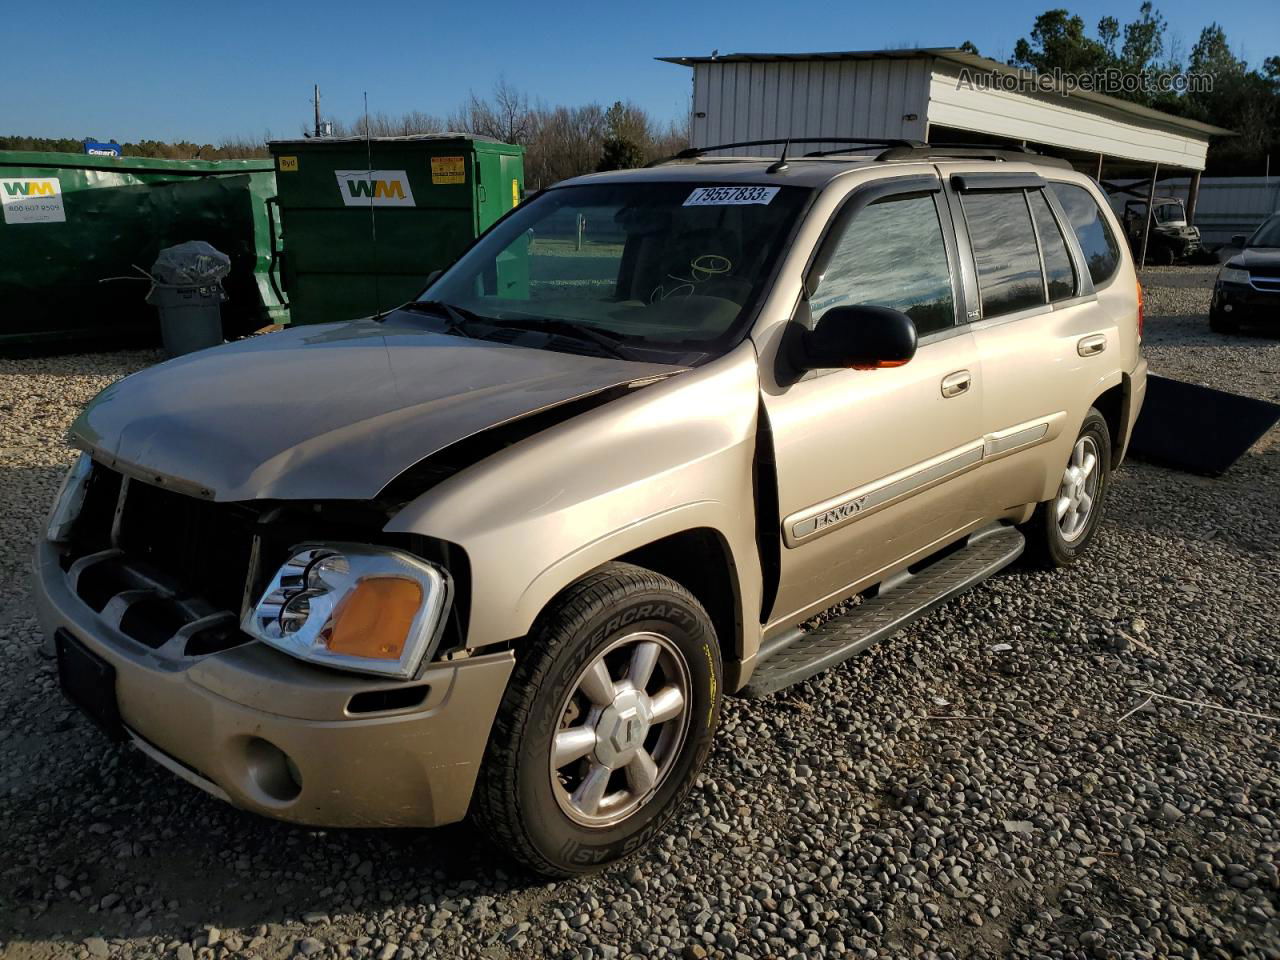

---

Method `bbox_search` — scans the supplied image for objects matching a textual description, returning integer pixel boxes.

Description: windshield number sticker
[684,186,779,207]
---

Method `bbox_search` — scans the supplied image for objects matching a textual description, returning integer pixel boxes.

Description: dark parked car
[1210,214,1280,334]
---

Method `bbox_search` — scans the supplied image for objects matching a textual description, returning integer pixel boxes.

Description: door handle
[940,370,972,398]
[1077,334,1107,357]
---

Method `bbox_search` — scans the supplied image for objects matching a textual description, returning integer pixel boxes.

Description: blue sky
[7,0,1278,143]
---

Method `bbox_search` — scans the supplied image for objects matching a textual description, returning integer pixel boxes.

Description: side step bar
[741,524,1025,698]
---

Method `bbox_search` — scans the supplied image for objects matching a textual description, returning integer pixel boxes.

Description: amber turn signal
[325,577,424,659]
[1136,280,1144,340]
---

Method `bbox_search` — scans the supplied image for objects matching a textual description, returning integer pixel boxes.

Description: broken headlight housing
[242,544,452,679]
[46,451,93,542]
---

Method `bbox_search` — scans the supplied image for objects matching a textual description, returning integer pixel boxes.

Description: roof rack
[649,138,1075,170]
[656,137,924,165]
[874,143,1074,169]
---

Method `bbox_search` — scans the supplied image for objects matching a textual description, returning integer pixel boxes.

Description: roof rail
[646,138,1076,170]
[875,143,1075,169]
[654,137,924,165]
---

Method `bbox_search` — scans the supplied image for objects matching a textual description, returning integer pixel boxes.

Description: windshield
[1248,216,1280,247]
[1155,202,1185,223]
[420,181,810,360]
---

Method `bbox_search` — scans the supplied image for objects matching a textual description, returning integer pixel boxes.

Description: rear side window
[960,191,1044,318]
[811,193,955,336]
[1050,182,1122,286]
[1027,190,1076,301]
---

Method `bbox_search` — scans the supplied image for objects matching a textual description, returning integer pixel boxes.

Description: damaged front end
[33,369,672,827]
[51,372,667,666]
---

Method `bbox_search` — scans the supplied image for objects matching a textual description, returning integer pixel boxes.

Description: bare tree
[526,103,607,187]
[330,109,445,138]
[648,106,692,162]
[449,77,534,144]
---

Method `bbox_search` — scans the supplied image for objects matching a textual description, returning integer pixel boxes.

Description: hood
[1232,247,1280,271]
[71,314,682,502]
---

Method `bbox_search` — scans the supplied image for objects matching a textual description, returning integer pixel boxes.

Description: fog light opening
[244,737,303,803]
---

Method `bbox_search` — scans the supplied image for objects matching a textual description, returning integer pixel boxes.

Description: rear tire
[1021,408,1111,569]
[473,562,722,877]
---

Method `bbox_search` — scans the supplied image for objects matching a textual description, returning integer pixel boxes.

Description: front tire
[1021,408,1111,568]
[473,562,722,877]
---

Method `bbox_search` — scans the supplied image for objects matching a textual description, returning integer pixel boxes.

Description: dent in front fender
[385,342,765,661]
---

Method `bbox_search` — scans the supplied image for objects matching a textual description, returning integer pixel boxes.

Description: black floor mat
[1127,374,1280,476]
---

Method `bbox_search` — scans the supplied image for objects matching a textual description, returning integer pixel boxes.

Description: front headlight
[242,543,452,679]
[1219,266,1250,285]
[46,451,93,542]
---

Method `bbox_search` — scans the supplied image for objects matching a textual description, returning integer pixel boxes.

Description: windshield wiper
[399,300,490,338]
[487,317,637,361]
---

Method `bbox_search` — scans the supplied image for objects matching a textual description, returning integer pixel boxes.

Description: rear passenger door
[944,169,1117,515]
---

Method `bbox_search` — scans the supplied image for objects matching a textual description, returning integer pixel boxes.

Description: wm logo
[0,176,65,223]
[346,179,405,200]
[3,181,57,197]
[335,170,415,207]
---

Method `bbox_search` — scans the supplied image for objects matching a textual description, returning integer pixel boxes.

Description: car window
[1248,216,1280,247]
[810,193,955,337]
[959,191,1045,318]
[426,182,810,357]
[1050,182,1122,286]
[1027,190,1076,301]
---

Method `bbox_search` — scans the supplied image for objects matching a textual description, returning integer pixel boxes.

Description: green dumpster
[0,151,287,349]
[268,134,525,325]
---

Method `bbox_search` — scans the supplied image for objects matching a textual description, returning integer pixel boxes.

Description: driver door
[760,177,987,628]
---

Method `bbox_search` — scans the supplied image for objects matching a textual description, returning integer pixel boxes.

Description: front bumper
[1212,282,1280,322]
[33,540,513,828]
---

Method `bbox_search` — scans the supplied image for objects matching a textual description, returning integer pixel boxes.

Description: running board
[741,524,1025,698]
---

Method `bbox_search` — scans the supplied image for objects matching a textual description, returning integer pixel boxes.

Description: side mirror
[1231,234,1248,248]
[423,269,444,288]
[803,304,918,370]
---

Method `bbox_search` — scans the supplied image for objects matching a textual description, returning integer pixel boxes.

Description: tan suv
[35,139,1146,876]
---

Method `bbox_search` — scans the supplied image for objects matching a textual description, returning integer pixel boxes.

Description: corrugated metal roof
[658,48,1233,138]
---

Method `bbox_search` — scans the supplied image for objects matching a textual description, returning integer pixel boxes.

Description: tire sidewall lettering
[519,588,720,871]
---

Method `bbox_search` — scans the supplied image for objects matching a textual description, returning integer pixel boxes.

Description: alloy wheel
[549,631,692,828]
[1056,436,1100,542]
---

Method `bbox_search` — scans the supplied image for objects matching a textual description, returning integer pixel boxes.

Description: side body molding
[783,411,1067,548]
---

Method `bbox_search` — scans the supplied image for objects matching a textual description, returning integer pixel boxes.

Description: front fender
[385,343,764,657]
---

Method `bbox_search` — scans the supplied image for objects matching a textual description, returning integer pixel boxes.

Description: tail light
[1136,280,1144,340]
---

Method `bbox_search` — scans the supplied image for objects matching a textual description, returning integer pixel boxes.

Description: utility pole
[313,84,322,139]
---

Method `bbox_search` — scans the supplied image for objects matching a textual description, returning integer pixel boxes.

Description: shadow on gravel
[1148,327,1280,348]
[0,713,549,947]
[0,465,68,615]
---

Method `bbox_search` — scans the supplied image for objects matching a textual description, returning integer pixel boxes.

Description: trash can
[146,241,231,357]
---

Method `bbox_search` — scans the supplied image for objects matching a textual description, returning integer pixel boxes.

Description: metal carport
[659,48,1233,264]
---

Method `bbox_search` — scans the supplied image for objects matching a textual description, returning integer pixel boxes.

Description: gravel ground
[1,266,1277,960]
